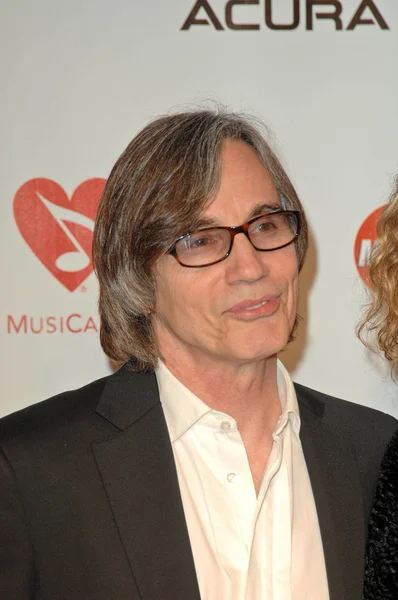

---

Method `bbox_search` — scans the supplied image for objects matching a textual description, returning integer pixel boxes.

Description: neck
[161,351,281,441]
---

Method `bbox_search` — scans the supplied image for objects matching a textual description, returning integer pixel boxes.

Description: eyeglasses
[169,210,301,268]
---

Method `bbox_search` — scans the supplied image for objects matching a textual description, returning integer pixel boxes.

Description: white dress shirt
[155,360,329,600]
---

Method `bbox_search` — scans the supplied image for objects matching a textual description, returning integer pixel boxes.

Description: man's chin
[226,339,287,364]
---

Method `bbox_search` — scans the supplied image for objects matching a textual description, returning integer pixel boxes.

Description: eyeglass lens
[175,212,298,267]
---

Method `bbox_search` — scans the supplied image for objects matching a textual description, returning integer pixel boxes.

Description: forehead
[202,139,280,226]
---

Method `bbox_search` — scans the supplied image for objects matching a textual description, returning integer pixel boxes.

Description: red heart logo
[354,205,385,289]
[13,178,106,292]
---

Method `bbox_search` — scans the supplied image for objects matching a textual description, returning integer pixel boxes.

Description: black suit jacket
[0,365,396,600]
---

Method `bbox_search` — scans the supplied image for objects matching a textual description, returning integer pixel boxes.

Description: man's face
[152,140,299,367]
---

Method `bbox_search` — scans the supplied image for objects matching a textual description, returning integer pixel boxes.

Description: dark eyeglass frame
[169,209,301,268]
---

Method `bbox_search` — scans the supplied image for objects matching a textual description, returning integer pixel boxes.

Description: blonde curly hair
[358,178,398,363]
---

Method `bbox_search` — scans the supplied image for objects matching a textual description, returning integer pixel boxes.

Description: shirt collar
[156,360,211,442]
[276,359,301,435]
[155,359,301,443]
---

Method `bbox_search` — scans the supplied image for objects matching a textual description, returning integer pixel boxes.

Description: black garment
[364,429,398,599]
[0,365,396,600]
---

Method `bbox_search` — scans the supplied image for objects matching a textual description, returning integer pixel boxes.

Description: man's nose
[224,233,268,284]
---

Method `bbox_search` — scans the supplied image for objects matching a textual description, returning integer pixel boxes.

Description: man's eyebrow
[192,202,281,230]
[247,202,281,220]
[191,216,220,230]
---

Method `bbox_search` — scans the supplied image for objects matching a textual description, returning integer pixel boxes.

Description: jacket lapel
[92,366,201,600]
[296,384,365,600]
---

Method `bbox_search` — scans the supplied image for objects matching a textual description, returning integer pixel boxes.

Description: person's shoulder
[0,374,111,446]
[379,428,398,483]
[295,382,398,487]
[294,381,398,440]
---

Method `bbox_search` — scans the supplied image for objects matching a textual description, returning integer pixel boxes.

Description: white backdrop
[2,0,398,417]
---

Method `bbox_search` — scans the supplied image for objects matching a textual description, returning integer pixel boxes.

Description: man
[0,108,396,600]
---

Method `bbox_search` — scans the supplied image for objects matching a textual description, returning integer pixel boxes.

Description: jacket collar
[96,364,320,431]
[96,363,160,430]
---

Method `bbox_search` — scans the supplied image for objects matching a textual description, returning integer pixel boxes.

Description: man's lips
[225,295,281,318]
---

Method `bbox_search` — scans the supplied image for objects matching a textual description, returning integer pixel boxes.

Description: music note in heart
[36,192,95,272]
[13,178,106,291]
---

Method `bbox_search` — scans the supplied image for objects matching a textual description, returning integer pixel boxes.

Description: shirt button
[227,472,236,483]
[220,421,231,430]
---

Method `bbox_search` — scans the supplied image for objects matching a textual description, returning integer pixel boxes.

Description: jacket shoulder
[0,375,110,446]
[295,381,398,479]
[295,382,398,509]
[295,381,398,437]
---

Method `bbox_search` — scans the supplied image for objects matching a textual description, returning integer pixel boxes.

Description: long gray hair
[93,107,308,371]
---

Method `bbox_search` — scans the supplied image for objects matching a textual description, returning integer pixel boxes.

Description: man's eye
[191,236,212,248]
[188,235,219,250]
[256,221,276,233]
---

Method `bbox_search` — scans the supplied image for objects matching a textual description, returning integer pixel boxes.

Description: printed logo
[7,314,99,335]
[181,0,389,31]
[13,178,106,291]
[354,205,385,288]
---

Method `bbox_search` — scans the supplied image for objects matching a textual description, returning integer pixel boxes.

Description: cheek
[272,251,299,310]
[155,266,218,330]
[288,276,299,318]
[155,273,184,323]
[289,269,299,297]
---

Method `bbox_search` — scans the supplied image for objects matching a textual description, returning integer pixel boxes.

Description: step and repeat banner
[2,0,398,417]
